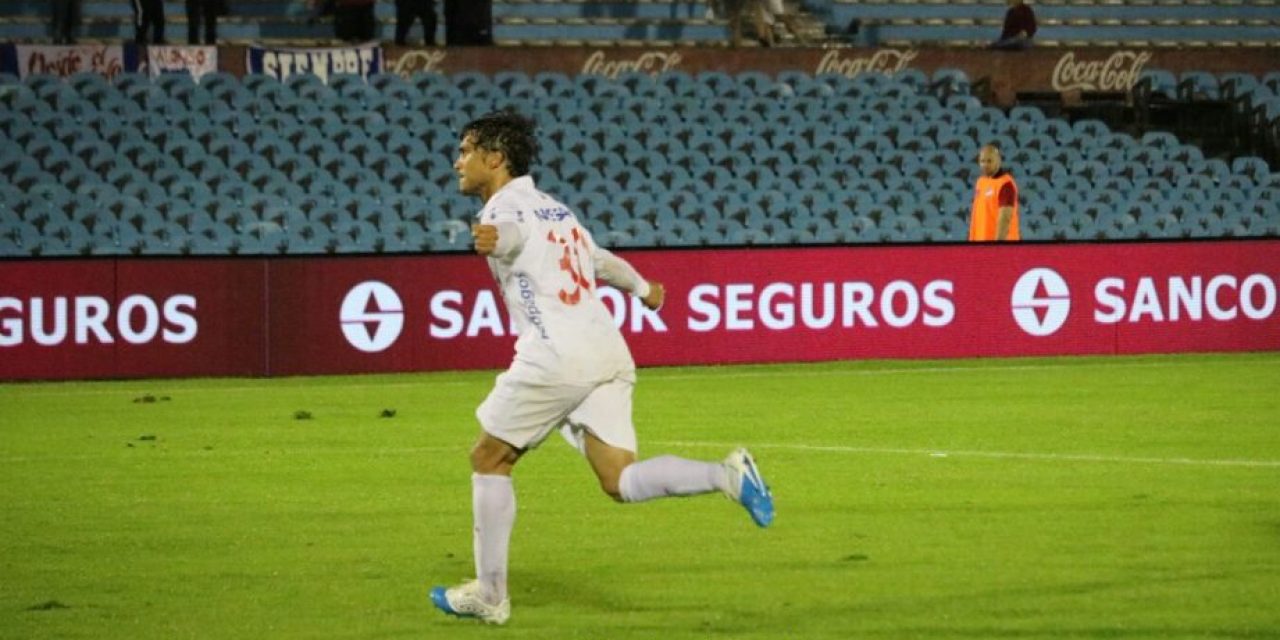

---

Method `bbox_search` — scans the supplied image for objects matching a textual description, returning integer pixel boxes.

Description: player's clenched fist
[641,281,665,310]
[472,223,498,256]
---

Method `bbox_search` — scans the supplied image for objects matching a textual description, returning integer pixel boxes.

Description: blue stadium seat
[1179,71,1220,100]
[791,214,839,245]
[840,214,883,244]
[1221,209,1268,238]
[178,217,231,254]
[1139,69,1178,98]
[919,210,968,242]
[1182,210,1225,238]
[285,221,337,254]
[1055,210,1099,241]
[1231,157,1271,186]
[880,213,925,243]
[1150,160,1188,183]
[1166,144,1205,166]
[1020,212,1055,241]
[654,218,702,247]
[1140,209,1184,239]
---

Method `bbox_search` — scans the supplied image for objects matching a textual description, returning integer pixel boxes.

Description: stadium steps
[812,0,1280,46]
[0,0,834,46]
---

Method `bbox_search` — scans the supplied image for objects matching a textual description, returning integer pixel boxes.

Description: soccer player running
[430,110,775,625]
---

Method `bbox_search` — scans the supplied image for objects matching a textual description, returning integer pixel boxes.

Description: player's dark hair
[461,109,537,177]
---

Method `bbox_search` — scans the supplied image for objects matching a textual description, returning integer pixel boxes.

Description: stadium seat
[840,215,883,244]
[921,212,968,242]
[1182,210,1225,238]
[654,217,702,247]
[1231,157,1270,186]
[1221,210,1268,238]
[1055,211,1099,241]
[1139,69,1178,99]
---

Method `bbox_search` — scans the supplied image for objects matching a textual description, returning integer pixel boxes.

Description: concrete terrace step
[0,17,731,45]
[0,0,709,19]
[829,0,1279,6]
[828,3,1280,19]
[850,20,1280,45]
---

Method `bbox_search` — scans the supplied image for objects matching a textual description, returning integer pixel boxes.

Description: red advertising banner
[0,259,266,380]
[2,240,1277,381]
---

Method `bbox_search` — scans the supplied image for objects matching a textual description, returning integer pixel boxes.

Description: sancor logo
[340,281,404,353]
[1011,268,1071,336]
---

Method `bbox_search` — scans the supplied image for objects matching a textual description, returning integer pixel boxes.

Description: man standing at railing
[990,0,1036,50]
[443,0,492,45]
[51,0,80,43]
[132,0,166,44]
[334,0,376,41]
[969,144,1021,241]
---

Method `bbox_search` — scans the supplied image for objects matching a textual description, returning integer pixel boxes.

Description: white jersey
[476,176,648,384]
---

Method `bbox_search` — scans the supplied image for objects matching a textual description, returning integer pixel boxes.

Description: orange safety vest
[969,172,1021,241]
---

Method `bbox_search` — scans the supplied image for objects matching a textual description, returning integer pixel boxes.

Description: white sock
[618,455,731,503]
[472,473,515,603]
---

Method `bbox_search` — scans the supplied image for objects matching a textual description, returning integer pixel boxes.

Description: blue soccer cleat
[724,448,774,527]
[430,580,510,625]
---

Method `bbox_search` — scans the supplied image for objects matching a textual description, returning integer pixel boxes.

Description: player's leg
[568,375,774,526]
[432,367,594,624]
[430,432,518,624]
[580,430,775,527]
[469,433,520,600]
[582,432,726,502]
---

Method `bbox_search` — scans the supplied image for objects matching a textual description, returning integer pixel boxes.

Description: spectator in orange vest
[969,144,1021,241]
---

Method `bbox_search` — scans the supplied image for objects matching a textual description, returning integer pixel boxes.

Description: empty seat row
[2,68,1277,256]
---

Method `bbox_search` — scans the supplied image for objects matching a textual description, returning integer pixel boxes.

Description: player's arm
[996,181,1017,241]
[594,246,664,310]
[472,209,527,259]
[996,206,1013,241]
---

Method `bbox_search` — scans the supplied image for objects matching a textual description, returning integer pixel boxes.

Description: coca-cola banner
[197,44,1280,106]
[365,46,1276,105]
[1049,50,1151,92]
[1,240,1277,381]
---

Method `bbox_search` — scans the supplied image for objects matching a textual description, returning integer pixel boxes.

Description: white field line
[653,440,1280,469]
[0,445,466,464]
[4,441,1276,469]
[1,355,1270,399]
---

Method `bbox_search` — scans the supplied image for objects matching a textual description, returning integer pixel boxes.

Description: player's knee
[470,436,518,474]
[596,468,626,502]
[599,478,625,503]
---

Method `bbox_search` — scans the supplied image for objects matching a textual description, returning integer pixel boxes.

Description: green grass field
[2,353,1279,639]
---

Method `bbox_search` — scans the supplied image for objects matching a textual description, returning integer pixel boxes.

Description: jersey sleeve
[478,197,529,260]
[589,237,650,297]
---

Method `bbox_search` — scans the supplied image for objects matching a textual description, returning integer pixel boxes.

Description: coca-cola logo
[814,49,918,78]
[581,50,683,78]
[1051,51,1151,92]
[392,49,447,77]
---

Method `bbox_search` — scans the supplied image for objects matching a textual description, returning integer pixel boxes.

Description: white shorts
[475,363,638,454]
